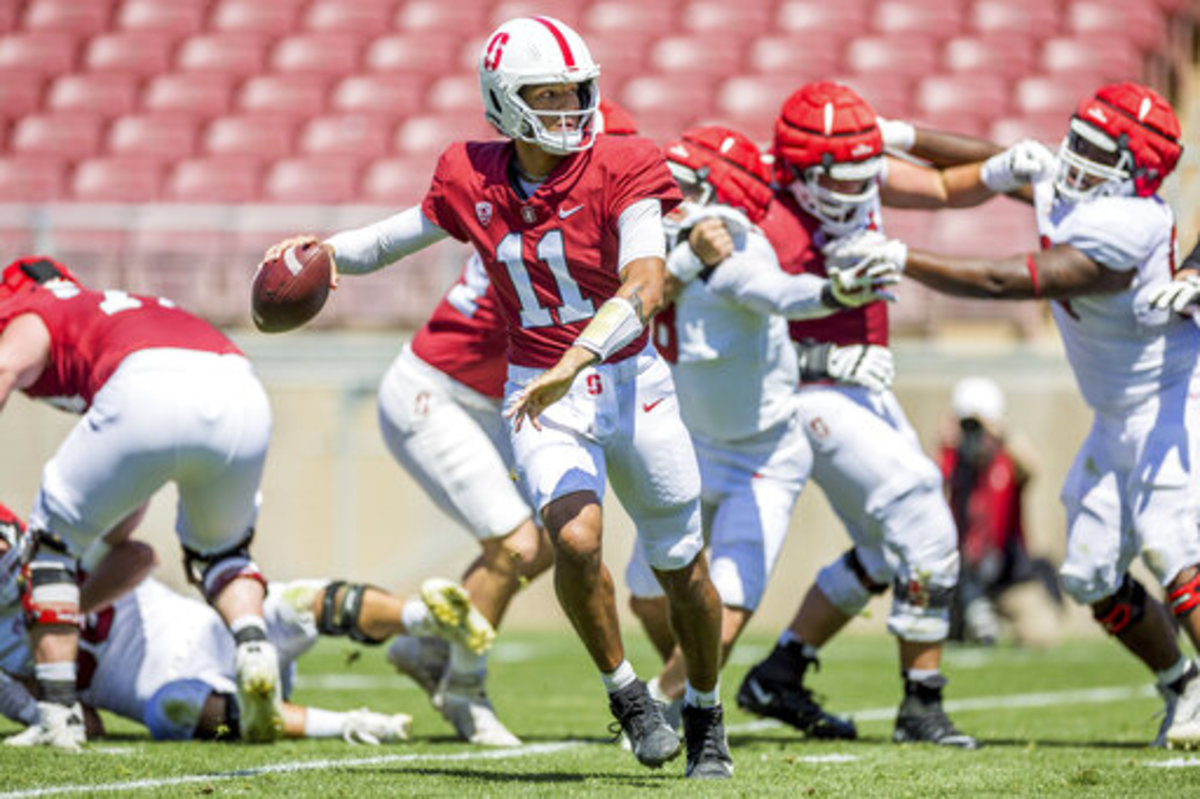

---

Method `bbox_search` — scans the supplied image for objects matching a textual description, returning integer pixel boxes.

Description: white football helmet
[478,16,601,155]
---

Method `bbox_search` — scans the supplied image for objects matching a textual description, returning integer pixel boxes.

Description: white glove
[341,709,413,745]
[827,344,895,393]
[1149,274,1200,313]
[822,230,908,273]
[979,139,1056,193]
[828,257,902,308]
[877,117,916,151]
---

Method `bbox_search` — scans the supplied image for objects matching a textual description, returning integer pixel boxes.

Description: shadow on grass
[356,766,676,786]
[730,733,1148,750]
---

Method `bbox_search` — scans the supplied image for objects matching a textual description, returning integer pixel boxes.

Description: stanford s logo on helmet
[0,256,80,304]
[774,81,885,234]
[1054,82,1182,202]
[478,16,601,156]
[663,126,773,223]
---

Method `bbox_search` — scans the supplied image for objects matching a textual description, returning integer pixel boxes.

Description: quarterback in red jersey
[0,257,282,749]
[262,17,729,778]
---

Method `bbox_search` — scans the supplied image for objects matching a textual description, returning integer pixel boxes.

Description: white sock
[684,681,720,708]
[303,707,346,738]
[401,597,432,636]
[449,647,487,676]
[601,660,637,694]
[647,676,673,704]
[906,668,941,683]
[1157,656,1193,687]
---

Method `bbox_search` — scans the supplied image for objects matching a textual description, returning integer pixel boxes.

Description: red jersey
[758,192,889,347]
[421,135,681,368]
[940,445,1025,565]
[0,282,241,412]
[410,255,508,399]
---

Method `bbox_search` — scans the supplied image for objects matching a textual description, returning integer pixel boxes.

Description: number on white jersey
[496,230,595,328]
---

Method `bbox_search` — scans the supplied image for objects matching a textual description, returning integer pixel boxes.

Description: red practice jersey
[758,192,889,347]
[422,135,681,368]
[0,282,240,411]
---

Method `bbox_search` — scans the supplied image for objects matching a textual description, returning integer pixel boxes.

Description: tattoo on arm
[626,285,645,322]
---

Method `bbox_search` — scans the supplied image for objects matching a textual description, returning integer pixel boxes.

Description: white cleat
[4,702,85,751]
[434,671,522,747]
[419,578,496,655]
[235,641,283,743]
[341,709,413,745]
[386,635,450,698]
[1166,665,1200,750]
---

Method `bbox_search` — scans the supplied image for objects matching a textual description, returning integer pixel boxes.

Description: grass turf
[0,632,1196,797]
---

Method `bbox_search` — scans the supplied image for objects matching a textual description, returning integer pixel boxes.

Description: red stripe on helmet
[531,17,576,68]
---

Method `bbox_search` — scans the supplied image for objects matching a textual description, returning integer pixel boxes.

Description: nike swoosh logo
[748,678,774,706]
[559,204,584,219]
[642,397,666,413]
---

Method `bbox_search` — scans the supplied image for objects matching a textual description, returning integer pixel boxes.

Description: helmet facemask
[509,78,600,155]
[789,156,882,236]
[1054,117,1134,202]
[663,161,714,240]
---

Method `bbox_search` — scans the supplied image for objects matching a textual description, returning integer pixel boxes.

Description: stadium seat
[490,1,587,29]
[942,34,1038,79]
[0,156,67,201]
[9,112,104,159]
[83,31,175,75]
[583,33,652,91]
[831,73,913,118]
[650,36,745,77]
[0,70,46,117]
[425,74,482,112]
[775,0,871,36]
[988,113,1068,147]
[299,113,393,158]
[175,33,270,77]
[237,74,331,116]
[713,75,803,135]
[365,33,464,75]
[970,0,1063,39]
[203,113,300,159]
[679,1,774,36]
[907,110,987,138]
[845,36,940,78]
[0,31,81,74]
[871,0,968,40]
[394,1,491,34]
[165,155,264,202]
[620,74,713,119]
[394,112,496,155]
[331,74,425,116]
[115,0,207,35]
[1040,35,1143,82]
[141,73,235,117]
[262,156,363,203]
[106,113,198,161]
[746,35,842,77]
[210,0,301,35]
[270,33,366,76]
[928,200,1038,256]
[361,156,437,204]
[71,156,163,202]
[584,2,676,35]
[1013,74,1102,115]
[1065,2,1167,52]
[914,73,1010,119]
[47,73,140,116]
[303,0,396,34]
[21,0,114,35]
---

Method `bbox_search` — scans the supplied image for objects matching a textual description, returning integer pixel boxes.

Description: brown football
[251,241,332,333]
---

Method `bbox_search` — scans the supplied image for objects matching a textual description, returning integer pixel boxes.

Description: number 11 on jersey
[496,230,596,328]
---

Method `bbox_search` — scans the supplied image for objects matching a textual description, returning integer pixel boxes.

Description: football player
[828,81,1200,749]
[260,17,729,778]
[0,257,283,748]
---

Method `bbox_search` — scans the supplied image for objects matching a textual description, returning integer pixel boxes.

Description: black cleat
[682,704,733,779]
[893,676,978,749]
[609,680,682,768]
[736,666,857,740]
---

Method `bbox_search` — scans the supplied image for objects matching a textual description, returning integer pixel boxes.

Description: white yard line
[0,683,1168,798]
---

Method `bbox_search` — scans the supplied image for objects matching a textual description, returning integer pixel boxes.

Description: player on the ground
[828,81,1200,749]
[260,17,730,778]
[621,126,899,721]
[0,257,284,749]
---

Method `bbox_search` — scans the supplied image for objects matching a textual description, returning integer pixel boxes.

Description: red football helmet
[663,125,773,222]
[596,97,639,136]
[773,81,884,234]
[1055,82,1182,201]
[0,256,80,304]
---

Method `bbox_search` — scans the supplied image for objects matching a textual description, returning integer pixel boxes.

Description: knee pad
[1092,573,1148,635]
[888,572,955,643]
[182,530,265,603]
[21,530,81,628]
[816,549,887,617]
[1168,568,1200,620]
[317,581,386,645]
[144,679,216,741]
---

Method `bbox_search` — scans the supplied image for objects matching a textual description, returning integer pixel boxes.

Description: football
[251,241,332,333]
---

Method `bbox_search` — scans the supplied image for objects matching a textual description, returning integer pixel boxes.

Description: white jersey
[1034,177,1200,416]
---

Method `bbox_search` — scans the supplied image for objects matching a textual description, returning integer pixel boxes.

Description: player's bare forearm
[909,128,1004,168]
[906,245,1132,300]
[506,346,596,431]
[617,256,666,320]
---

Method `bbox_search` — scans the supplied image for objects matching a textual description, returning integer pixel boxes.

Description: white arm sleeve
[323,206,450,275]
[617,198,666,270]
[705,233,837,320]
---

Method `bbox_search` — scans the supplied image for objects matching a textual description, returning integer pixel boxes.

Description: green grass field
[1,632,1197,797]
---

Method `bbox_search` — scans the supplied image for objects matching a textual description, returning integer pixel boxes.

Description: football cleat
[234,641,283,743]
[341,709,413,745]
[434,670,522,747]
[386,635,450,698]
[608,679,681,768]
[4,701,85,751]
[682,703,733,779]
[419,578,496,655]
[893,677,978,749]
[736,667,857,740]
[1155,680,1179,749]
[1166,664,1200,750]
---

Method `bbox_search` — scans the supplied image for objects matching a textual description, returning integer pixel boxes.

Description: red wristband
[1025,253,1041,297]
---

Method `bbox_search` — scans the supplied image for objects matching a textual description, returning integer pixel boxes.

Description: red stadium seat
[394,1,491,34]
[713,75,801,135]
[9,112,104,159]
[141,73,235,117]
[831,72,913,118]
[303,0,396,34]
[746,35,842,77]
[845,36,940,78]
[45,74,139,116]
[1013,74,1102,115]
[928,201,1038,256]
[299,113,394,157]
[270,33,366,76]
[237,74,331,115]
[262,156,363,203]
[331,74,424,116]
[970,0,1063,39]
[775,1,871,37]
[0,70,46,117]
[71,156,163,202]
[0,31,80,74]
[988,113,1068,147]
[166,156,264,202]
[210,0,301,35]
[679,1,774,36]
[83,31,175,75]
[914,73,1010,119]
[620,74,713,119]
[584,2,676,35]
[394,111,497,155]
[1066,2,1167,52]
[942,34,1038,79]
[203,114,300,159]
[490,1,587,29]
[22,0,114,34]
[365,33,464,75]
[1041,35,1143,82]
[0,156,67,201]
[871,0,967,40]
[425,74,486,112]
[116,0,207,35]
[584,33,651,91]
[175,33,270,77]
[650,36,745,77]
[907,110,987,138]
[361,156,436,204]
[107,113,198,161]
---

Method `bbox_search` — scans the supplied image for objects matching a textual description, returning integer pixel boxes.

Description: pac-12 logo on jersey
[475,202,493,227]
